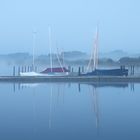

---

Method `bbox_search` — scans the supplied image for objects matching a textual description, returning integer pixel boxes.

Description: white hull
[20,72,46,76]
[20,72,69,77]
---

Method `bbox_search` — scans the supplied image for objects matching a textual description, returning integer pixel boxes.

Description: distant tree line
[0,52,140,66]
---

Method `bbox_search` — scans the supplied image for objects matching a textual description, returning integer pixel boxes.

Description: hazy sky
[0,0,139,54]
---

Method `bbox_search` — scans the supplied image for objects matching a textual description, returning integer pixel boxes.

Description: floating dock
[0,76,140,83]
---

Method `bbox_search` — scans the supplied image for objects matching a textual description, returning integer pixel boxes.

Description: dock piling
[21,66,24,73]
[18,66,20,76]
[78,67,81,76]
[82,66,84,73]
[130,65,135,75]
[13,66,16,76]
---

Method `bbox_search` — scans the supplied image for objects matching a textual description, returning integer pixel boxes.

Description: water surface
[0,82,139,140]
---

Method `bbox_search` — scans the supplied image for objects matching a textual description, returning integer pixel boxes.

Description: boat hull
[20,72,47,76]
[80,68,128,76]
[20,72,69,77]
[41,72,69,76]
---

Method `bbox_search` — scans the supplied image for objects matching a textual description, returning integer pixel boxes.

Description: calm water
[0,82,139,140]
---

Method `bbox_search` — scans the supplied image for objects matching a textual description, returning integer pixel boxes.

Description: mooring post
[18,66,20,76]
[27,66,30,72]
[24,66,26,72]
[78,67,81,76]
[21,66,24,72]
[13,66,15,76]
[132,65,133,75]
[133,65,135,75]
[130,65,132,75]
[82,66,84,73]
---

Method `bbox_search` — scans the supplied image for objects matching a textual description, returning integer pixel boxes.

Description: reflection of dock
[1,76,140,83]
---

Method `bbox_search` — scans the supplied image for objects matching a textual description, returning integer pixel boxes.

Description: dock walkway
[0,76,140,83]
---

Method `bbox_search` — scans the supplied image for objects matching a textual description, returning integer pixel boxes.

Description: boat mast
[49,26,53,72]
[32,30,37,71]
[87,25,99,71]
[92,87,99,130]
[56,48,64,72]
[62,48,65,67]
[94,26,99,70]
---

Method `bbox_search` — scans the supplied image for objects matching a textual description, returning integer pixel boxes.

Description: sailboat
[40,27,70,76]
[20,31,46,76]
[81,26,128,76]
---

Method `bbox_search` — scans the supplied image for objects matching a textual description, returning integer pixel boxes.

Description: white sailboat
[20,30,45,76]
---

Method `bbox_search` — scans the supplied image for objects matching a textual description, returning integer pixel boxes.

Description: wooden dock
[0,76,140,83]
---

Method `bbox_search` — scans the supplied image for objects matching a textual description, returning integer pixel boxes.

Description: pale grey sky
[0,0,139,54]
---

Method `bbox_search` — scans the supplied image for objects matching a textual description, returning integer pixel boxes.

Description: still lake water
[0,82,139,140]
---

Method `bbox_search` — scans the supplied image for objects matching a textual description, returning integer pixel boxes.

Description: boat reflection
[84,82,128,88]
[90,86,100,131]
[78,82,129,93]
[12,82,134,132]
[14,82,129,92]
[78,82,132,133]
[49,85,53,129]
